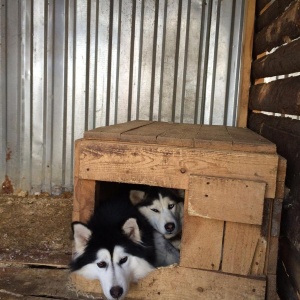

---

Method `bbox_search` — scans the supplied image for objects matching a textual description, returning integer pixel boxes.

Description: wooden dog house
[71,121,286,299]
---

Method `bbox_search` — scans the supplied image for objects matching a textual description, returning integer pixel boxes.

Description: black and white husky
[130,187,184,251]
[70,197,179,300]
[70,196,156,300]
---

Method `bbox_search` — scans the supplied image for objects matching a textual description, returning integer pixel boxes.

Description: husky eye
[168,204,175,209]
[97,261,107,268]
[151,208,159,213]
[119,256,128,265]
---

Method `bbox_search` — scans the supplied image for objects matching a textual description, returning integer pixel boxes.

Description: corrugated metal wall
[0,0,246,194]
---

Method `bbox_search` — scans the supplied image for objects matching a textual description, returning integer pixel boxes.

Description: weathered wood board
[73,178,95,223]
[237,0,256,127]
[249,76,300,115]
[252,38,300,79]
[0,267,90,300]
[222,222,264,275]
[76,139,278,199]
[180,214,224,270]
[256,0,294,32]
[188,175,266,225]
[254,1,300,55]
[71,266,266,300]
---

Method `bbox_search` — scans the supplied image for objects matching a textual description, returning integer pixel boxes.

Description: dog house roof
[84,120,276,154]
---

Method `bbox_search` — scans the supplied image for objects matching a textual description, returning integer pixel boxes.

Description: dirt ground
[0,194,96,299]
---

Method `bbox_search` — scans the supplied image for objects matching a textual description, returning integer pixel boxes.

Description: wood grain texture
[227,126,276,153]
[77,139,278,198]
[248,112,300,190]
[120,122,175,143]
[188,175,266,225]
[194,125,232,150]
[254,0,300,55]
[271,199,283,237]
[250,236,267,275]
[157,123,202,147]
[222,222,262,275]
[267,236,279,275]
[237,0,256,127]
[73,178,95,223]
[252,38,300,79]
[275,156,287,199]
[70,266,266,299]
[256,0,273,14]
[83,120,153,140]
[266,274,280,300]
[256,0,294,32]
[180,214,224,270]
[249,76,300,115]
[0,268,88,300]
[279,237,300,294]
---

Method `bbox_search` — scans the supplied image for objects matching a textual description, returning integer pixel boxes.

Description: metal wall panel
[0,0,246,194]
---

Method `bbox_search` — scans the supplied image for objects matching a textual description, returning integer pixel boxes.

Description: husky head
[130,188,184,239]
[71,209,155,300]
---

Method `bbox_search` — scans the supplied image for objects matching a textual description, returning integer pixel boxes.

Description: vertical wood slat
[73,139,95,223]
[222,222,263,275]
[180,209,224,271]
[237,0,256,127]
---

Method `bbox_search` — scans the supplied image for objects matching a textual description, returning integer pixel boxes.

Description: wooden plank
[277,259,300,299]
[83,120,153,140]
[0,196,72,267]
[77,139,278,198]
[157,123,202,148]
[194,125,233,150]
[254,1,300,55]
[252,38,300,79]
[74,139,96,223]
[250,236,267,275]
[120,121,175,143]
[227,126,276,153]
[73,178,95,223]
[188,175,266,225]
[248,111,300,137]
[249,76,300,115]
[275,156,287,199]
[267,236,279,275]
[256,0,273,14]
[266,274,280,300]
[248,112,300,190]
[222,222,263,275]
[256,0,295,32]
[180,215,224,270]
[271,199,283,237]
[71,266,266,299]
[0,267,89,299]
[262,198,273,275]
[262,198,273,238]
[237,0,256,127]
[279,237,300,293]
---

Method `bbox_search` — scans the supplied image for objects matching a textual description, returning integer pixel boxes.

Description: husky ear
[129,190,146,205]
[122,218,142,244]
[72,222,92,256]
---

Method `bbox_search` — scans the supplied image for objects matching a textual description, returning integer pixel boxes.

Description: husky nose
[110,286,123,299]
[165,222,175,233]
